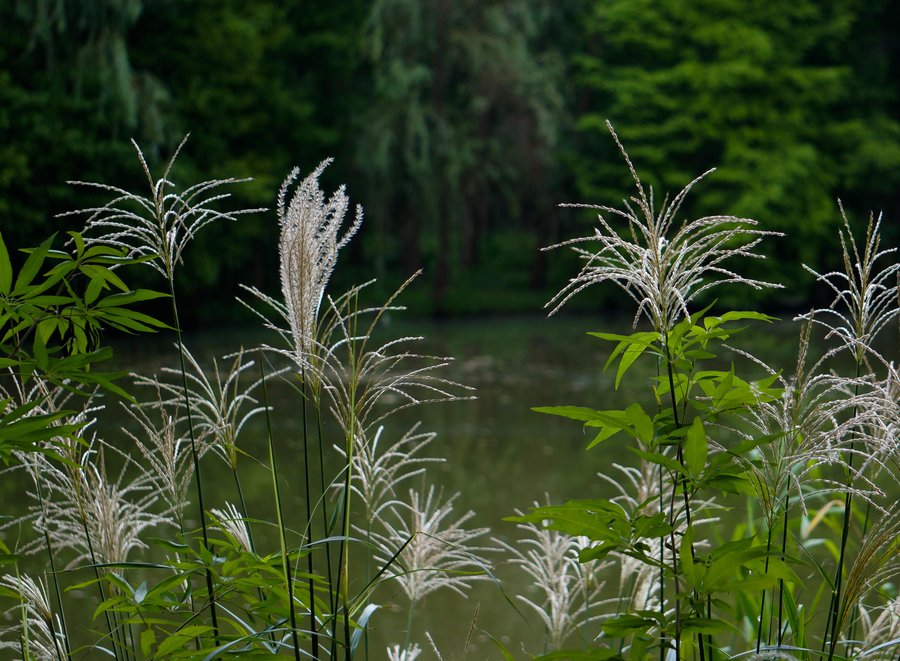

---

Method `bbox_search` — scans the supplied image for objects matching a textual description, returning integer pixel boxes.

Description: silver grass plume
[387,643,422,661]
[369,486,491,604]
[546,121,781,331]
[844,361,899,480]
[832,509,900,644]
[336,423,444,524]
[495,499,608,650]
[132,345,273,470]
[318,277,474,438]
[61,136,263,280]
[799,205,899,366]
[0,574,66,660]
[122,393,194,519]
[735,325,872,522]
[22,441,173,570]
[858,596,900,660]
[598,462,665,612]
[243,159,362,374]
[210,502,253,553]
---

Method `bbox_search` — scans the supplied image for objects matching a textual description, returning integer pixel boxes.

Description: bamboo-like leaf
[0,232,12,294]
[684,416,707,478]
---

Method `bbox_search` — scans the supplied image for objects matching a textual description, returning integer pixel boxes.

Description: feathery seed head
[0,574,65,660]
[387,643,422,661]
[24,442,173,570]
[370,486,491,604]
[547,121,782,331]
[278,159,362,366]
[340,423,443,524]
[211,502,253,553]
[63,136,263,280]
[799,205,899,364]
[496,499,607,649]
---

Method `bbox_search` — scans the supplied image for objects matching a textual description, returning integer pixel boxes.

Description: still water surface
[109,314,803,658]
[1,314,877,658]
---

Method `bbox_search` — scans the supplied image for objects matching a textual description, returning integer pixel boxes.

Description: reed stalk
[258,351,302,660]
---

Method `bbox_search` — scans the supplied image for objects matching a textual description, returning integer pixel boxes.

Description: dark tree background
[2,0,898,323]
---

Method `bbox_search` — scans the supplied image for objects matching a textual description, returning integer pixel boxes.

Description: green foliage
[573,0,900,302]
[0,230,167,460]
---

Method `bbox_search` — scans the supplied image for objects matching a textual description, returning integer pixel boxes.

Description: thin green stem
[315,405,336,624]
[35,478,71,659]
[777,496,790,648]
[300,370,320,659]
[825,364,863,660]
[258,352,302,661]
[403,602,415,653]
[168,280,219,645]
[78,507,119,661]
[756,525,774,653]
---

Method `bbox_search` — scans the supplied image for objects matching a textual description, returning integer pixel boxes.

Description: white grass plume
[211,502,253,553]
[61,136,262,280]
[132,345,272,471]
[495,498,608,650]
[546,121,781,331]
[0,573,66,660]
[735,325,874,522]
[387,642,422,661]
[318,277,474,438]
[799,205,899,366]
[21,440,173,570]
[370,486,491,604]
[277,159,362,364]
[858,596,900,660]
[122,394,194,519]
[337,423,443,524]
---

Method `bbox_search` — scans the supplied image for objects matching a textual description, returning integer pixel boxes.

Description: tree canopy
[1,0,897,321]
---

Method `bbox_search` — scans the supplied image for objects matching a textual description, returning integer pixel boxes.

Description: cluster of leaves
[521,310,797,658]
[0,231,167,460]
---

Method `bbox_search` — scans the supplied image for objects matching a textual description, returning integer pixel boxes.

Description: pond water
[1,313,894,658]
[106,313,801,658]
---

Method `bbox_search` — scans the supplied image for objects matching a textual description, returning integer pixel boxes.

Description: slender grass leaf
[0,232,11,294]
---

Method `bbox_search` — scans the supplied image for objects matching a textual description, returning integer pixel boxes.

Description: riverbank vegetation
[0,124,897,659]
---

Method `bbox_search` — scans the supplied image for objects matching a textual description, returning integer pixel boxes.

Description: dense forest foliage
[2,0,898,322]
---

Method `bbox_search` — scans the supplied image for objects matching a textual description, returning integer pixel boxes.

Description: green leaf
[602,613,659,636]
[157,626,214,655]
[631,447,687,477]
[625,402,654,444]
[140,628,156,657]
[533,405,609,422]
[706,311,778,328]
[85,275,105,305]
[681,617,732,635]
[0,233,12,295]
[509,499,627,541]
[13,236,53,293]
[133,581,148,604]
[684,417,707,478]
[95,288,169,308]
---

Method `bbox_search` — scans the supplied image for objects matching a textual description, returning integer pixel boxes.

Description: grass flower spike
[800,205,899,365]
[277,159,362,366]
[0,574,66,660]
[63,136,262,280]
[371,486,491,604]
[547,121,781,331]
